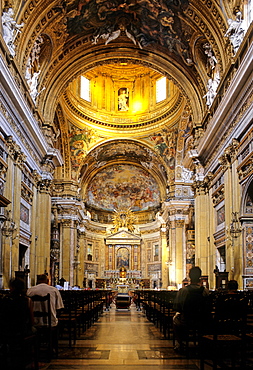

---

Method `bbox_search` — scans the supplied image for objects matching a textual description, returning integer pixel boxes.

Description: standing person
[173,266,209,352]
[27,274,64,327]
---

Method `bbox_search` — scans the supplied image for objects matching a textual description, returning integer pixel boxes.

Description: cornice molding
[63,88,184,131]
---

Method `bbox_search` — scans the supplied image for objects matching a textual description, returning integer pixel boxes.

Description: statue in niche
[193,159,205,181]
[203,70,220,107]
[202,42,220,107]
[224,10,245,55]
[245,193,253,214]
[203,78,216,107]
[203,43,217,72]
[25,35,44,81]
[2,7,24,56]
[25,36,45,102]
[118,88,129,111]
[29,71,41,101]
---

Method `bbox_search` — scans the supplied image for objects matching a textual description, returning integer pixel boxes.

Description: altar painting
[86,164,160,211]
[116,247,129,269]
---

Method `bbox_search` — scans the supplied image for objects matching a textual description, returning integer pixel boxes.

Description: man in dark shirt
[173,266,209,352]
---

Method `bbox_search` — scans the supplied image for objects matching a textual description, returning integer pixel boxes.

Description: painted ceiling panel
[5,0,240,210]
[67,0,192,65]
[86,163,161,211]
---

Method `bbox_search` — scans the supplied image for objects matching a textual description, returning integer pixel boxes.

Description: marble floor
[42,304,203,370]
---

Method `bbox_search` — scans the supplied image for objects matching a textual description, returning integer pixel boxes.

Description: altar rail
[104,270,142,278]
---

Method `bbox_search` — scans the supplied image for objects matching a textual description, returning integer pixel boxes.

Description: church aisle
[44,303,201,370]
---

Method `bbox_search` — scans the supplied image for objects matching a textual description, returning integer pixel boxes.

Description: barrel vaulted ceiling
[7,0,238,214]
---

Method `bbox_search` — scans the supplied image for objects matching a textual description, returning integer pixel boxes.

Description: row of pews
[58,289,113,347]
[0,289,113,369]
[135,289,253,367]
[134,290,177,339]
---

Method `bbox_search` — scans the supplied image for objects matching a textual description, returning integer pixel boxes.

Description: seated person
[27,274,64,327]
[173,266,209,352]
[227,279,238,294]
[0,277,34,340]
[0,278,35,369]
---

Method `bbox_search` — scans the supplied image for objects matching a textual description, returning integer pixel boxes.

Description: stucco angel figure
[203,43,217,70]
[25,36,44,90]
[203,70,220,107]
[2,8,24,56]
[29,70,41,101]
[224,11,245,55]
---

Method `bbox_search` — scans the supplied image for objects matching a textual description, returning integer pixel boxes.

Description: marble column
[61,218,77,287]
[36,179,52,278]
[193,181,210,276]
[29,171,40,285]
[50,205,60,286]
[161,223,168,289]
[52,180,85,286]
[77,227,85,288]
[2,137,26,288]
[167,200,192,286]
[220,140,242,283]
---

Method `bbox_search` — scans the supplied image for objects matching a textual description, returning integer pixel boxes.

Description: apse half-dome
[86,164,161,212]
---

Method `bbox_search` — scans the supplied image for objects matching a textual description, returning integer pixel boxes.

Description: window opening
[156,76,166,103]
[80,76,91,102]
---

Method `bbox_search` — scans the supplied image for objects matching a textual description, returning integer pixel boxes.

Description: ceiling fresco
[67,0,193,65]
[78,139,168,186]
[85,163,161,212]
[6,0,237,214]
[15,0,230,124]
[149,126,177,170]
[69,124,98,169]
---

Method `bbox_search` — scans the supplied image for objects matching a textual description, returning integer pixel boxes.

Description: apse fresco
[67,0,192,65]
[86,164,160,211]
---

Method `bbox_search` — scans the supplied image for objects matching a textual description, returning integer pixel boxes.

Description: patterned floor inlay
[46,366,200,369]
[137,348,185,360]
[58,347,110,359]
[41,306,252,369]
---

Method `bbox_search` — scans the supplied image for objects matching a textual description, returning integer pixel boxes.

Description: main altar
[104,209,142,287]
[94,209,150,290]
[114,266,131,309]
